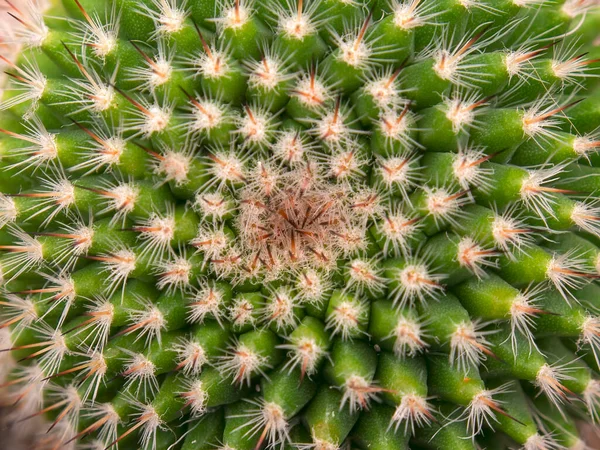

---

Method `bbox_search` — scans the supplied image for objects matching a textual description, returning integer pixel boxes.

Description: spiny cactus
[0,0,600,449]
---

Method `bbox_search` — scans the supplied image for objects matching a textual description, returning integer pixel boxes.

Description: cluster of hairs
[0,0,600,449]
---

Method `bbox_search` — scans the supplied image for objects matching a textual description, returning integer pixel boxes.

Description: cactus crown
[0,0,600,449]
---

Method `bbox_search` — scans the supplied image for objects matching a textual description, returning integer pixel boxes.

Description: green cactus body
[0,0,599,449]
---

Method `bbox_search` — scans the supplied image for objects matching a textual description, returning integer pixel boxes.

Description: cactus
[0,0,599,449]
